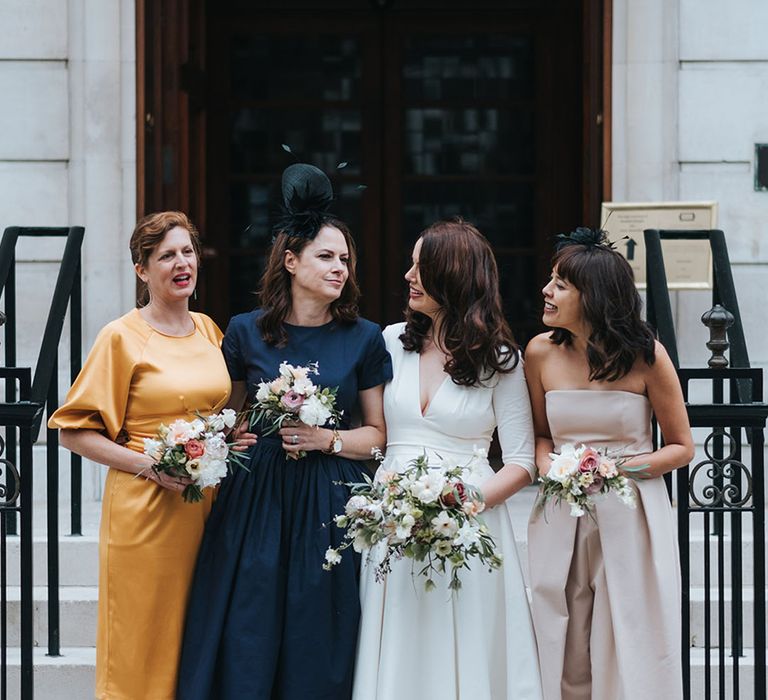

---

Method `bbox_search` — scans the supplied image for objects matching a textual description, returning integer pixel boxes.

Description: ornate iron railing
[0,226,84,700]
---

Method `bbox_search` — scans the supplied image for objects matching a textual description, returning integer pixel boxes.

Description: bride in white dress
[353,219,543,700]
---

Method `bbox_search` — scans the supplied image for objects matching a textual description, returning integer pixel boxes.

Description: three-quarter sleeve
[222,316,246,381]
[48,324,135,441]
[493,358,536,482]
[357,324,393,391]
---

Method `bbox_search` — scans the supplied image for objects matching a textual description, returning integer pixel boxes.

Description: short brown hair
[130,211,201,305]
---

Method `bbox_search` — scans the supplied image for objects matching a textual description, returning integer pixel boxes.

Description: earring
[193,288,198,301]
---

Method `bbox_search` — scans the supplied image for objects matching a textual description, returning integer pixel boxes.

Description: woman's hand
[133,453,190,493]
[279,421,332,458]
[230,419,258,452]
[145,468,192,493]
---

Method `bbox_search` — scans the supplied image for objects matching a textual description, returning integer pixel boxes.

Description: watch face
[332,438,343,454]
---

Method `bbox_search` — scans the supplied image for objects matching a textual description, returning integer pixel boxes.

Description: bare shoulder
[523,332,556,363]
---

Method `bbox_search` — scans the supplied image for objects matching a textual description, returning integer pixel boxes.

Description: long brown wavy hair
[129,211,202,306]
[549,242,656,381]
[400,218,519,386]
[257,218,360,346]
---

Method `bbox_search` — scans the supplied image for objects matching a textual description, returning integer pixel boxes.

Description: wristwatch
[325,429,343,455]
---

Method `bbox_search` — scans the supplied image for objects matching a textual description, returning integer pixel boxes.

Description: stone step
[690,647,758,700]
[4,535,99,587]
[5,586,97,647]
[5,647,96,700]
[3,646,761,700]
[689,586,764,648]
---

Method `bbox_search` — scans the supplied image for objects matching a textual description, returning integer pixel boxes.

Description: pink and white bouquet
[143,409,244,502]
[249,362,341,457]
[536,443,637,518]
[324,449,502,592]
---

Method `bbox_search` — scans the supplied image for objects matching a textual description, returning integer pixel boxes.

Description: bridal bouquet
[536,443,637,518]
[324,449,502,592]
[143,409,245,502]
[248,361,342,458]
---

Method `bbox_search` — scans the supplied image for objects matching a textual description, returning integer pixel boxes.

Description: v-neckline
[416,352,450,418]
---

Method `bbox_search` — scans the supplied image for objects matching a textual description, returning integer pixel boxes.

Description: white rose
[166,419,195,445]
[431,510,459,538]
[547,446,580,483]
[292,376,316,396]
[345,495,369,515]
[298,395,332,426]
[324,548,341,566]
[411,471,445,504]
[195,458,228,490]
[204,434,229,461]
[221,408,237,429]
[395,514,415,540]
[256,382,271,402]
[453,522,481,548]
[142,438,164,461]
[207,414,225,432]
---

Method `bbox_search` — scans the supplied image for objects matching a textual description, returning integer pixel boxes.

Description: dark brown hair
[129,211,202,306]
[400,218,519,386]
[258,218,360,346]
[549,243,656,381]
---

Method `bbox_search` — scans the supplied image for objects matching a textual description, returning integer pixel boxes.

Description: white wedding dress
[353,323,543,700]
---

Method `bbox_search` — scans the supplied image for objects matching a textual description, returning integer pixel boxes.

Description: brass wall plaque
[600,201,718,289]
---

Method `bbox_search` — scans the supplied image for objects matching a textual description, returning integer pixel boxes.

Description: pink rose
[280,390,305,411]
[598,458,618,478]
[184,439,205,459]
[578,448,600,473]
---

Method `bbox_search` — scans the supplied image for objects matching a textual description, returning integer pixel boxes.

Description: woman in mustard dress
[49,211,231,700]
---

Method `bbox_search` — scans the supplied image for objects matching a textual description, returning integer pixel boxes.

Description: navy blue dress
[177,311,392,700]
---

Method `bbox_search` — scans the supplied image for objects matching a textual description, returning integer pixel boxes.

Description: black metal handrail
[677,367,766,700]
[0,226,84,699]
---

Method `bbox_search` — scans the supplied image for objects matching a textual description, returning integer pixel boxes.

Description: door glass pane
[401,33,537,327]
[226,33,364,315]
[403,35,534,101]
[231,35,361,101]
[403,182,535,248]
[405,108,534,176]
[231,108,362,175]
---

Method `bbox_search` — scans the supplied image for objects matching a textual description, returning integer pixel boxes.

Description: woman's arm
[481,354,539,509]
[228,380,259,452]
[279,384,387,460]
[59,429,187,492]
[621,341,695,478]
[524,335,555,478]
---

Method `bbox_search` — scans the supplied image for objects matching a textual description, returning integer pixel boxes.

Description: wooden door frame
[136,0,612,317]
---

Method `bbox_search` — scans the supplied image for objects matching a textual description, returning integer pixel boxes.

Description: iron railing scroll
[677,306,766,700]
[0,226,84,699]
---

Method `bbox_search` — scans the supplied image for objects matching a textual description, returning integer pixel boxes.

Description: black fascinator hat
[274,163,335,240]
[554,226,616,251]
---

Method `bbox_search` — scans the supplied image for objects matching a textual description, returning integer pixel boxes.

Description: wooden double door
[140,0,607,337]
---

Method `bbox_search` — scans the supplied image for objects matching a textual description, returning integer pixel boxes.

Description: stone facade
[1,0,766,500]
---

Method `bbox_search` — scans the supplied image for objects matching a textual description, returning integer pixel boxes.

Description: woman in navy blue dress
[177,164,392,699]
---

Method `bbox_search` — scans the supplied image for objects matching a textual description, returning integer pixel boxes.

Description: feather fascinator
[555,226,617,251]
[274,163,335,240]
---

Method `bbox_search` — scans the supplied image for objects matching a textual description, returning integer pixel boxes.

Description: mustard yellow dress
[49,308,231,700]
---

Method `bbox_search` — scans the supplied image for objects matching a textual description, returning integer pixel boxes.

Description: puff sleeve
[356,323,393,391]
[47,323,137,441]
[221,315,246,382]
[493,358,536,482]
